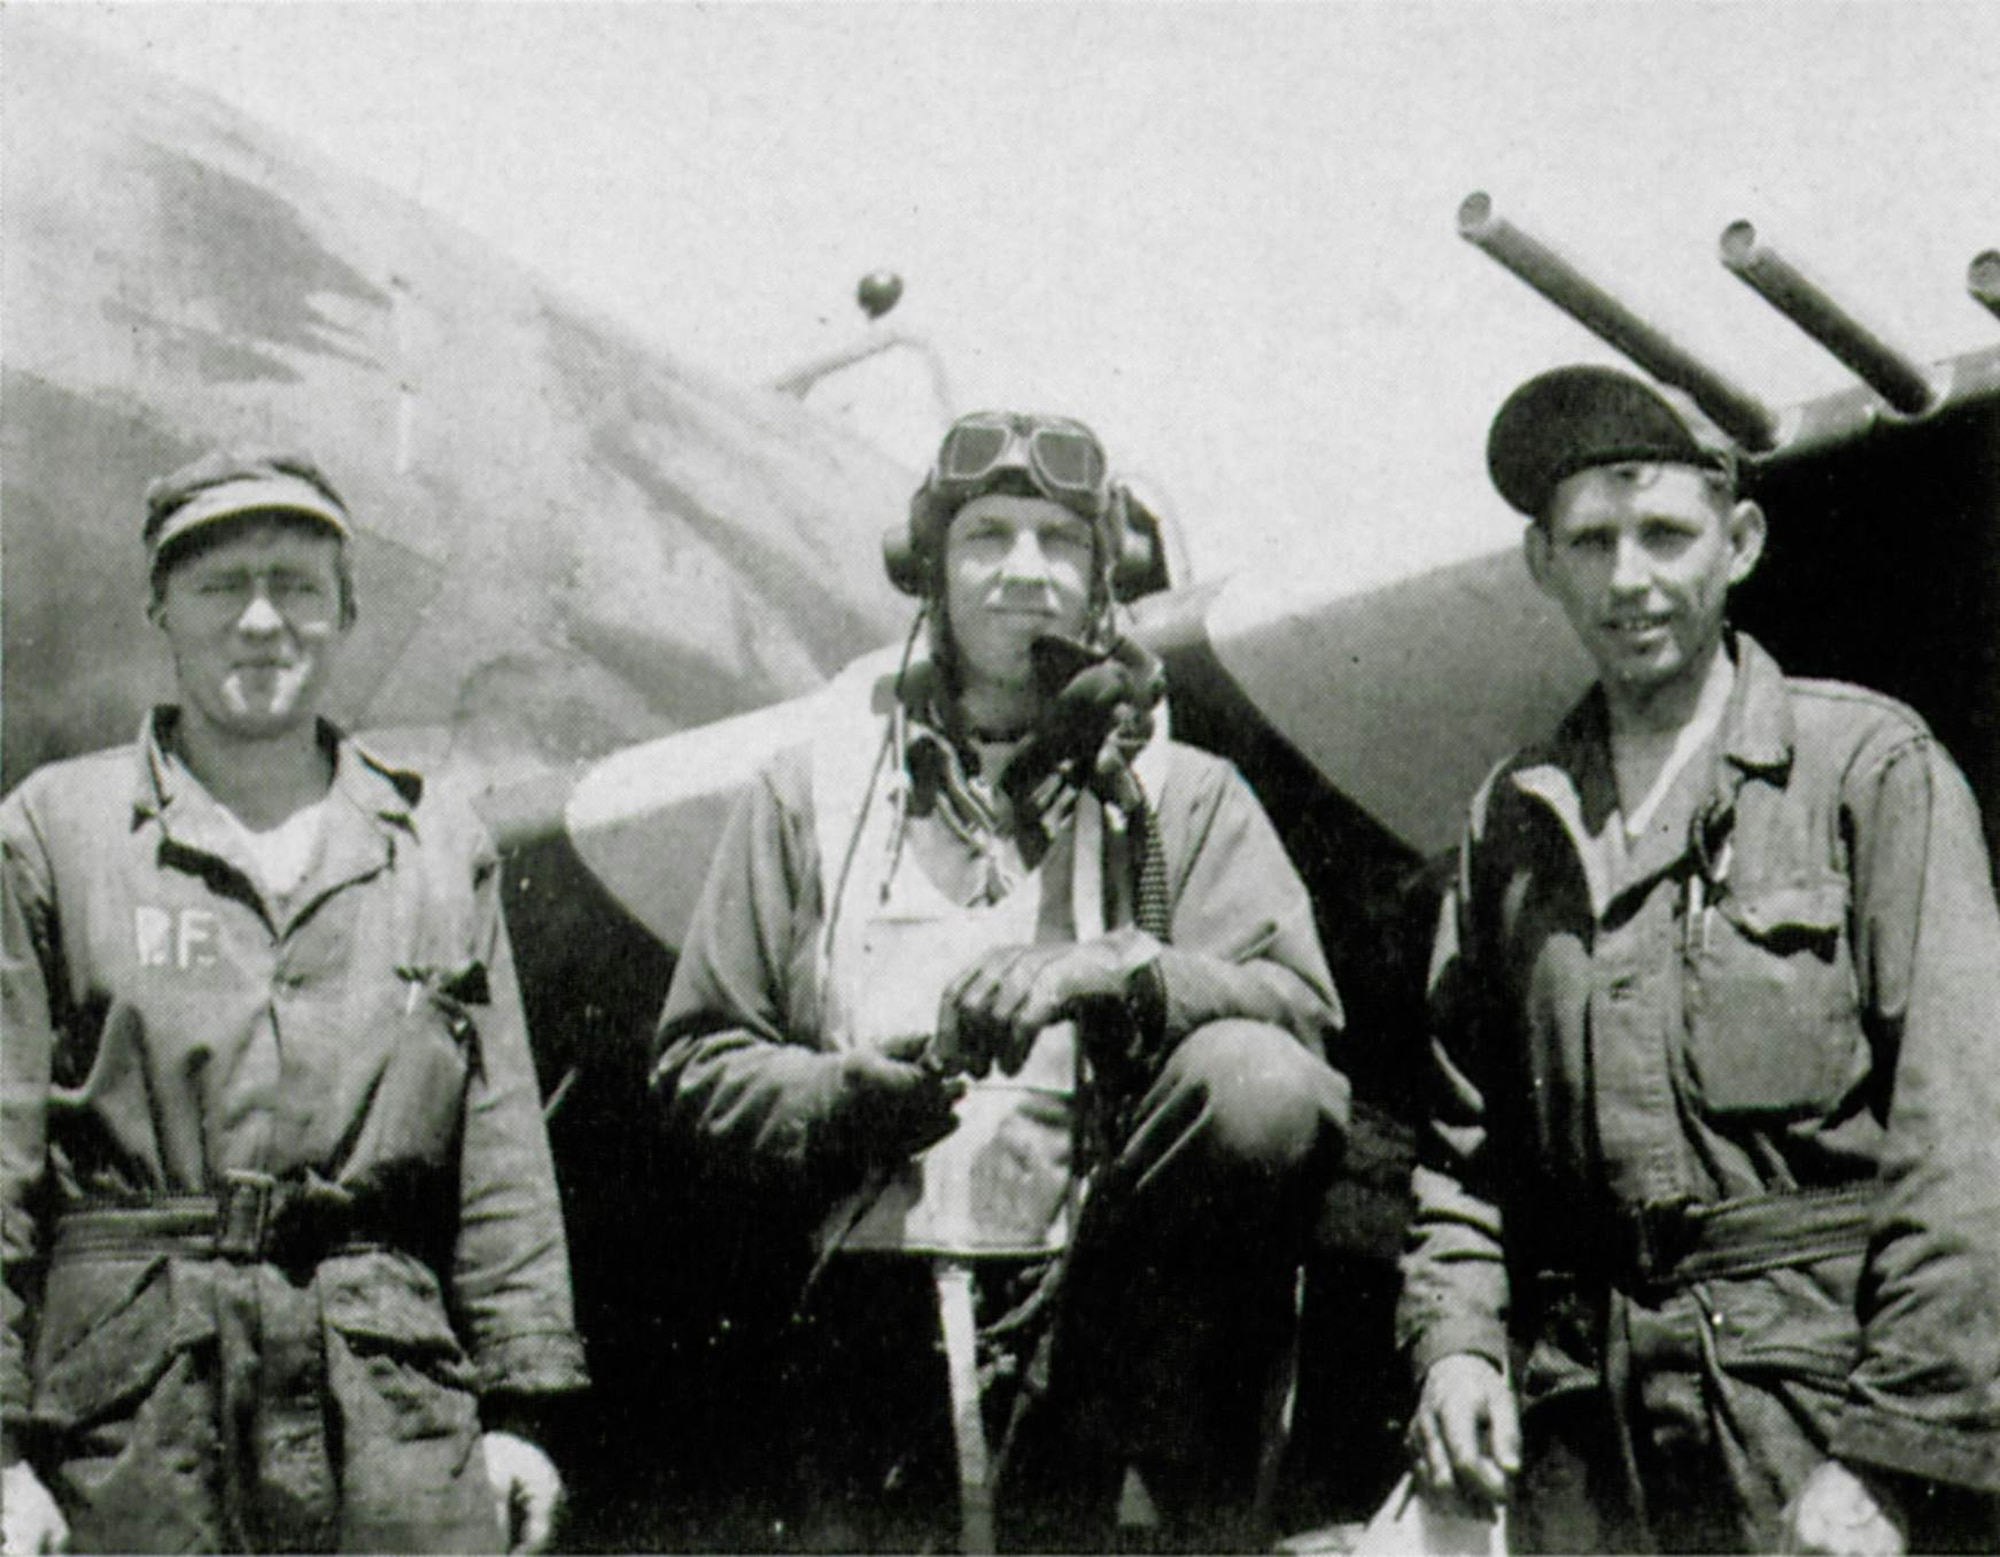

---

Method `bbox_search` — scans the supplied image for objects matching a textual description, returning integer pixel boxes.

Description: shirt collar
[902,704,1007,833]
[1516,631,1791,789]
[130,707,423,843]
[1715,631,1794,778]
[1505,631,1793,914]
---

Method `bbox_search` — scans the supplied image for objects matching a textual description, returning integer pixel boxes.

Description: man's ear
[1522,521,1555,596]
[1726,499,1767,588]
[145,590,166,629]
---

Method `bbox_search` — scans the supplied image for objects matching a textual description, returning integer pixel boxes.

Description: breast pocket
[350,964,485,1172]
[1684,878,1865,1118]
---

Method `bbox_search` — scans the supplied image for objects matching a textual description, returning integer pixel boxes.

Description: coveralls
[654,681,1350,1548]
[1,711,588,1553]
[1398,636,2000,1552]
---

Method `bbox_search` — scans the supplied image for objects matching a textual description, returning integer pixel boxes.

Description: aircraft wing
[2,18,913,794]
[541,553,1592,954]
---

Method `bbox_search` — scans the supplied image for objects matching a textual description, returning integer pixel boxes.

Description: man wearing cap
[0,451,587,1554]
[1397,366,2000,1552]
[654,410,1350,1550]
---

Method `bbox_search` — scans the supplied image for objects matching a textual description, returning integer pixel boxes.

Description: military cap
[144,448,352,559]
[1487,365,1728,517]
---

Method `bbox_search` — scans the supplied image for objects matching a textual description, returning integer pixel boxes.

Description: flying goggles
[928,412,1111,518]
[889,410,1168,600]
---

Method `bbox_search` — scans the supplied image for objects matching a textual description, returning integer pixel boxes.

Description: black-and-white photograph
[4,4,1999,1553]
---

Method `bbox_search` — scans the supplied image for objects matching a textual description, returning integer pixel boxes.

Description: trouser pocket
[318,1250,500,1554]
[31,1256,227,1553]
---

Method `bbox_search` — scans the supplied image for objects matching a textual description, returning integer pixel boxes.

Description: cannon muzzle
[1458,193,1778,451]
[1720,222,1936,415]
[1969,251,2000,326]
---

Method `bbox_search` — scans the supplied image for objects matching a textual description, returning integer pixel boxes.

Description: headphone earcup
[884,485,937,598]
[1109,485,1170,601]
[883,522,925,597]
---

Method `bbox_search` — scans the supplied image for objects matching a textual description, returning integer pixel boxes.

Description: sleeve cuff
[1408,1319,1510,1386]
[1830,1402,2000,1494]
[473,1330,590,1399]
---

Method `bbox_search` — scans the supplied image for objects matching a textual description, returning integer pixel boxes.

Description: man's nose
[1609,535,1650,593]
[998,530,1053,583]
[235,588,286,634]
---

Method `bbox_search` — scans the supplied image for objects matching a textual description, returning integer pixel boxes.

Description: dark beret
[1487,365,1726,517]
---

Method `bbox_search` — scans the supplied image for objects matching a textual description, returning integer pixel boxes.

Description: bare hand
[1779,1460,1906,1556]
[934,937,1148,1078]
[1,1461,69,1555]
[481,1431,563,1554]
[1408,1353,1520,1512]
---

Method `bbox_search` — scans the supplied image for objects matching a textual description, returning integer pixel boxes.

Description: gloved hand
[2,1460,69,1555]
[838,1033,967,1159]
[481,1431,563,1555]
[932,931,1162,1079]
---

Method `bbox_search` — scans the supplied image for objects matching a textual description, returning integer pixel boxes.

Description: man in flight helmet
[654,409,1350,1551]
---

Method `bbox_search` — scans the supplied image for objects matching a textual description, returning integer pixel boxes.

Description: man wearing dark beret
[1,451,587,1553]
[1396,366,2000,1553]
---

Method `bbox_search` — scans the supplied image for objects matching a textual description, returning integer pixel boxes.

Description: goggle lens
[1029,429,1105,493]
[939,423,1012,482]
[933,416,1107,512]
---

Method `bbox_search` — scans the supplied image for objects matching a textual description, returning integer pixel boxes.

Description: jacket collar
[1505,632,1793,916]
[901,693,1020,849]
[1715,632,1794,779]
[130,708,424,918]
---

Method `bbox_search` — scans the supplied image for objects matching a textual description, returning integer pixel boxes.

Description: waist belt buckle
[215,1170,281,1260]
[1629,1194,1701,1286]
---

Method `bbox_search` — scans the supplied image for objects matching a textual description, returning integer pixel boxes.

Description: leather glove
[836,1033,967,1160]
[932,932,1162,1079]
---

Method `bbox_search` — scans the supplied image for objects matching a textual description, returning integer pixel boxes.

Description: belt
[1601,1183,1875,1291]
[52,1171,389,1267]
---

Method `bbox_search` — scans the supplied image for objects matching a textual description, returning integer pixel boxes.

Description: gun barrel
[1969,251,2000,325]
[1719,222,1936,415]
[1458,193,1778,451]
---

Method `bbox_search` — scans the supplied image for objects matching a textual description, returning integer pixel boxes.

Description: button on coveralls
[1,712,587,1553]
[1398,637,2000,1551]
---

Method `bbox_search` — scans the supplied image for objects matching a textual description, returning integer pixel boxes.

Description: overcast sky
[25,1,2000,587]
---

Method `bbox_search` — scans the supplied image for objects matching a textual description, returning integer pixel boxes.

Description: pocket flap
[31,1258,216,1428]
[1706,1257,1864,1387]
[1726,880,1847,941]
[318,1250,463,1360]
